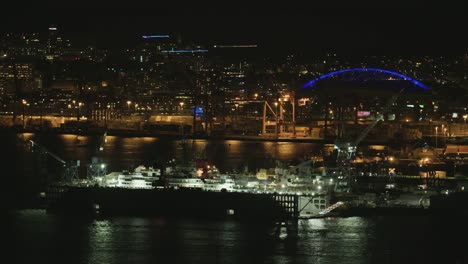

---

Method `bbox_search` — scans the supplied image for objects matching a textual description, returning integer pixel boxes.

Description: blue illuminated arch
[302,68,429,90]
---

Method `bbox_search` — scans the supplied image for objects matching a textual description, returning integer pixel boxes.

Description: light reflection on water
[13,133,322,175]
[6,133,468,263]
[8,210,467,264]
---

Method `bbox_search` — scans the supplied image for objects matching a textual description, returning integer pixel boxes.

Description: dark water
[4,210,468,264]
[3,132,468,264]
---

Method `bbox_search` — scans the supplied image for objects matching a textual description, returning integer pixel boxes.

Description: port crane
[333,87,406,190]
[336,88,404,160]
[285,87,406,194]
[29,140,79,182]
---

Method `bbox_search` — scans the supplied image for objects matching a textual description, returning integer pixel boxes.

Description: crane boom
[287,159,313,173]
[352,88,405,149]
[30,140,66,165]
[336,87,406,161]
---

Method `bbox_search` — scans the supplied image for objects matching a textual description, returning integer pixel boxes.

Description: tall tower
[47,25,58,59]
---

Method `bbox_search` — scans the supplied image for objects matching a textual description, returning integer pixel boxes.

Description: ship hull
[46,186,293,221]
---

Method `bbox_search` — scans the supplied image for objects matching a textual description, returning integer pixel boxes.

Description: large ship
[45,161,330,220]
[41,145,466,220]
[102,164,236,192]
[201,176,236,192]
[105,165,161,189]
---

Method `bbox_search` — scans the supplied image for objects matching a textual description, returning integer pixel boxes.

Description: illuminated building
[0,62,36,95]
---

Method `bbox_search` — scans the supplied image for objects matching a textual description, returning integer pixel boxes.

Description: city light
[4,18,468,260]
[161,49,208,53]
[142,35,170,39]
[213,44,258,48]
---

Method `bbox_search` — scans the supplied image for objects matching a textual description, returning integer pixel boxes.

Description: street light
[22,99,27,129]
[274,102,278,138]
[127,100,132,111]
[77,102,83,120]
[179,102,184,114]
[105,104,111,127]
[234,103,239,129]
[435,126,438,149]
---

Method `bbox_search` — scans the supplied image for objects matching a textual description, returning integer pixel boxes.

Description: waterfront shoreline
[2,126,392,144]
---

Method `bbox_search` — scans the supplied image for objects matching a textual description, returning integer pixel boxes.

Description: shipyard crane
[283,87,406,185]
[332,87,408,191]
[30,140,66,165]
[335,87,405,162]
[283,87,406,193]
[29,140,79,182]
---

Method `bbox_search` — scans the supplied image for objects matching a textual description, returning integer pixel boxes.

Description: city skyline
[0,7,467,137]
[3,4,468,264]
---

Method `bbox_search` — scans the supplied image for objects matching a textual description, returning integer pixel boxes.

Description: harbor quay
[41,150,468,221]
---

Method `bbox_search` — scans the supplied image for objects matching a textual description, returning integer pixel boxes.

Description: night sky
[1,3,467,56]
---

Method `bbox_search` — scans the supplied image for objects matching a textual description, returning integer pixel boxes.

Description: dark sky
[1,3,467,56]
